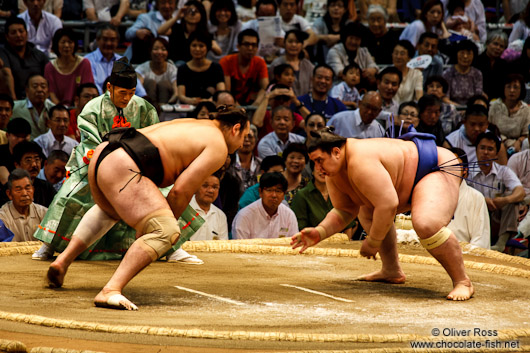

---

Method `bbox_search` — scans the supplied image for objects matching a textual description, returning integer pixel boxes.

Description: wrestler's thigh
[88,142,120,219]
[90,147,170,228]
[411,148,461,238]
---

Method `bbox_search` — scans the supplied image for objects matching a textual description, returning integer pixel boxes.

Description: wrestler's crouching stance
[291,128,474,301]
[48,109,250,310]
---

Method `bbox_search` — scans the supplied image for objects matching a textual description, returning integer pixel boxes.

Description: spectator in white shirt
[232,172,298,239]
[257,105,304,158]
[189,174,229,241]
[34,105,79,157]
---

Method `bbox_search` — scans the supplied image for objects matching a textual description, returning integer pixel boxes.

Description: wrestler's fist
[291,228,320,253]
[360,238,379,260]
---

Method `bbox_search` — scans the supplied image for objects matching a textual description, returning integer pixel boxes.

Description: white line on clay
[280,284,354,303]
[174,286,246,305]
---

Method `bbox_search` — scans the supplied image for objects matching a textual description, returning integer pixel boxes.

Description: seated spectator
[441,0,486,43]
[241,0,284,63]
[291,160,352,232]
[213,90,236,108]
[0,17,48,100]
[445,0,480,42]
[177,32,226,105]
[293,64,347,120]
[416,32,444,85]
[488,74,530,154]
[188,101,217,119]
[392,40,424,104]
[387,101,419,138]
[34,105,79,157]
[270,30,314,96]
[208,0,243,63]
[140,34,178,103]
[375,66,402,126]
[67,83,99,142]
[13,141,56,207]
[189,174,228,241]
[232,172,298,239]
[329,62,361,110]
[0,94,14,145]
[327,91,385,138]
[327,21,378,88]
[399,0,450,47]
[416,94,445,146]
[311,0,350,65]
[364,5,399,65]
[447,148,490,249]
[220,29,269,106]
[278,0,318,48]
[507,131,530,240]
[84,0,130,26]
[424,76,461,135]
[239,155,285,209]
[84,24,147,96]
[0,169,47,242]
[37,149,68,192]
[124,0,178,64]
[44,28,95,106]
[13,74,55,140]
[257,106,305,158]
[509,2,530,44]
[358,0,398,23]
[282,142,310,204]
[160,0,209,65]
[304,113,326,150]
[227,124,261,193]
[217,155,242,233]
[475,31,509,101]
[442,39,483,106]
[18,0,62,55]
[253,83,304,139]
[271,64,296,89]
[470,131,525,251]
[0,119,32,183]
[444,104,498,165]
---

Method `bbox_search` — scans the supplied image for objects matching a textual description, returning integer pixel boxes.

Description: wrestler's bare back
[139,119,229,187]
[327,138,420,215]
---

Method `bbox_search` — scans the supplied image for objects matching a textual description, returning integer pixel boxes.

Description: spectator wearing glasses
[227,124,262,193]
[232,172,298,239]
[34,105,79,157]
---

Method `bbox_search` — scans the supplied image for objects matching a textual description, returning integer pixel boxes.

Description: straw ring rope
[1,236,529,345]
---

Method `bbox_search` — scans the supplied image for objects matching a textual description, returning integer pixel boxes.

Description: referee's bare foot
[47,262,66,288]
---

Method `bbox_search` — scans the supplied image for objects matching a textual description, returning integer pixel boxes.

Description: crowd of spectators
[1,0,530,256]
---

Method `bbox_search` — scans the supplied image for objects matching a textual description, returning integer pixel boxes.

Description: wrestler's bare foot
[94,289,138,311]
[447,280,474,301]
[356,269,407,284]
[47,262,66,288]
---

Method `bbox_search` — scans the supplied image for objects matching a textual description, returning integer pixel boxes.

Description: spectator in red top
[220,29,269,106]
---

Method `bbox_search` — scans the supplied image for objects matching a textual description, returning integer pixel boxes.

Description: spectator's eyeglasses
[240,42,258,48]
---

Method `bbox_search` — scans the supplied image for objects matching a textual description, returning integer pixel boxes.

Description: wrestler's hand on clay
[291,228,320,253]
[360,237,380,260]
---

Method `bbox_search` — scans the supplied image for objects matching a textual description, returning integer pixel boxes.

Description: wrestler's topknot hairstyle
[213,106,249,131]
[307,126,346,154]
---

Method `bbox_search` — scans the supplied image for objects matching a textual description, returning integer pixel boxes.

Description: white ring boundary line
[174,286,246,306]
[280,284,354,303]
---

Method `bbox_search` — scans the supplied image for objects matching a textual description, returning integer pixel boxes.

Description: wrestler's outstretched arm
[291,178,358,253]
[167,142,227,219]
[353,160,399,258]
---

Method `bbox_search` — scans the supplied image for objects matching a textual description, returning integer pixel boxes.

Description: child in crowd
[270,64,296,90]
[445,0,480,43]
[424,75,462,135]
[329,63,361,109]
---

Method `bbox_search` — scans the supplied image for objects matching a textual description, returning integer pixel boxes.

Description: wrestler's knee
[411,215,447,239]
[137,209,180,258]
[419,226,451,250]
